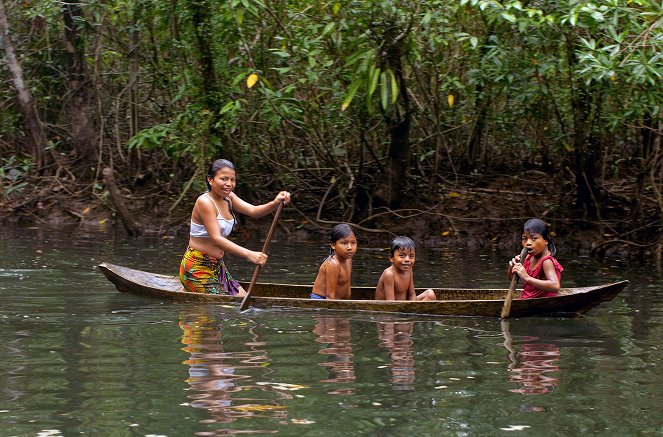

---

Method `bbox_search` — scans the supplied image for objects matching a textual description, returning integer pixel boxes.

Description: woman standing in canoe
[180,159,291,296]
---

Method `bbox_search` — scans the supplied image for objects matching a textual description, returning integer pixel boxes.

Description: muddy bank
[1,171,637,262]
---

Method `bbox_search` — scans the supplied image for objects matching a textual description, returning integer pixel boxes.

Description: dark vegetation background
[1,0,661,261]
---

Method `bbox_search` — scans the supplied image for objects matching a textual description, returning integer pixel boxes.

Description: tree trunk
[102,167,142,236]
[129,1,141,138]
[0,0,48,170]
[187,0,217,105]
[63,1,98,164]
[566,37,600,219]
[375,20,412,208]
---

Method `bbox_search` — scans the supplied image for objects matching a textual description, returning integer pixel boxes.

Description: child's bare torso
[312,256,352,299]
[375,266,412,300]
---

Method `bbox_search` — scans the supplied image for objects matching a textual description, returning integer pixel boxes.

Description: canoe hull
[98,262,628,318]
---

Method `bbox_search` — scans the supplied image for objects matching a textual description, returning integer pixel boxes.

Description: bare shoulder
[195,193,213,207]
[381,266,395,279]
[320,256,339,272]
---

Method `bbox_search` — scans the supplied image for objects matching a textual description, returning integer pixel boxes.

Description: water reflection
[179,308,289,430]
[501,320,560,397]
[376,321,416,390]
[313,316,356,394]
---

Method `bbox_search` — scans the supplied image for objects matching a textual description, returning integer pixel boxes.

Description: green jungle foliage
[0,0,662,255]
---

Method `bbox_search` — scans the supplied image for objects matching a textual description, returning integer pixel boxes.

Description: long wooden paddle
[239,201,284,311]
[501,247,529,319]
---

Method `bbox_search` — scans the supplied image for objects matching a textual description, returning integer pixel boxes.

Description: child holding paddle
[310,224,357,299]
[508,218,564,299]
[179,159,290,296]
[375,236,436,301]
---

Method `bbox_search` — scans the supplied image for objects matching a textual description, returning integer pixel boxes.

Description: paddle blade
[501,247,529,319]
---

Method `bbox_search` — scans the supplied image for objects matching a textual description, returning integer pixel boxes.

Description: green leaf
[341,81,360,111]
[220,101,236,115]
[368,65,380,97]
[389,69,398,104]
[380,71,389,111]
[501,12,517,23]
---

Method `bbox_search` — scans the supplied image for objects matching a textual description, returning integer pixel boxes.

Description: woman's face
[208,167,236,197]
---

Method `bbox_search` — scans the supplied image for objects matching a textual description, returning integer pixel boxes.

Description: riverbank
[1,169,644,262]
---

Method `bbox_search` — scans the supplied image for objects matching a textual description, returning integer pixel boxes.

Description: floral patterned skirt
[179,246,241,295]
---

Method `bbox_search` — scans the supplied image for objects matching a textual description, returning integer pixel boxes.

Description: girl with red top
[508,218,564,299]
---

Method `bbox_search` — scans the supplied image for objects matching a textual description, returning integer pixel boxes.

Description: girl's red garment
[521,255,564,299]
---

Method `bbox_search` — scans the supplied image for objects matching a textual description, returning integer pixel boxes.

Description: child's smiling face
[390,248,416,272]
[522,230,548,256]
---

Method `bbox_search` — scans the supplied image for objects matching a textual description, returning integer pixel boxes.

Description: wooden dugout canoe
[98,262,628,318]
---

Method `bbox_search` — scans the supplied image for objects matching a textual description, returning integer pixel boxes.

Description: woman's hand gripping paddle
[501,247,529,319]
[239,201,284,312]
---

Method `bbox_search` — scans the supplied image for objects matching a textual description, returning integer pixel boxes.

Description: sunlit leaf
[82,206,90,214]
[447,94,455,108]
[368,65,380,97]
[341,81,360,111]
[332,2,341,14]
[246,73,259,88]
[501,12,516,23]
[389,69,398,104]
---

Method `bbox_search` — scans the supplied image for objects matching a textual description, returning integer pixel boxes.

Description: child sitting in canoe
[508,218,564,299]
[375,236,436,301]
[310,224,357,299]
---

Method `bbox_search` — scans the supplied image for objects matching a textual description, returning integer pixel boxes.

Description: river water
[1,224,662,436]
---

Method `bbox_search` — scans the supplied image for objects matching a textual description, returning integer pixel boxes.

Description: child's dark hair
[206,159,235,191]
[522,218,557,256]
[390,236,416,256]
[326,224,356,257]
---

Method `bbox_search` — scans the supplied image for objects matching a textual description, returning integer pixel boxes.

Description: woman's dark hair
[326,223,356,258]
[390,236,416,256]
[522,218,557,256]
[205,159,236,191]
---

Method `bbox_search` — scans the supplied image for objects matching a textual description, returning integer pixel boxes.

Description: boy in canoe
[310,224,357,299]
[375,236,436,301]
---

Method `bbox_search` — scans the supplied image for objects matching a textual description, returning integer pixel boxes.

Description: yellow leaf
[98,219,108,224]
[332,2,341,14]
[448,191,460,198]
[447,94,455,108]
[231,405,287,412]
[246,73,259,89]
[441,231,450,236]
